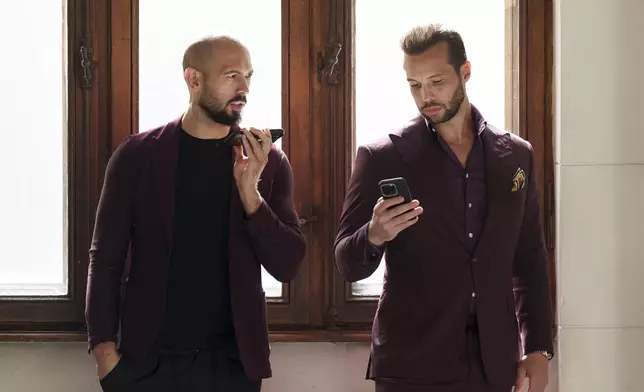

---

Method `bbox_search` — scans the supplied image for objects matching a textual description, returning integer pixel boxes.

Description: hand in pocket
[97,352,122,380]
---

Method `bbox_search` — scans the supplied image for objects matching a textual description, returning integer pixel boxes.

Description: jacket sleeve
[244,150,306,283]
[334,145,385,282]
[513,146,555,357]
[85,136,136,352]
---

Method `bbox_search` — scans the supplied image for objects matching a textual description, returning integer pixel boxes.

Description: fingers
[240,135,254,162]
[373,197,408,215]
[383,200,421,221]
[374,198,421,222]
[389,206,423,226]
[393,215,420,231]
[242,129,261,159]
[233,145,245,160]
[243,128,271,161]
[515,367,526,391]
[257,128,273,153]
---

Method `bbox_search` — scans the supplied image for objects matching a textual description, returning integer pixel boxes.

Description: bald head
[182,35,246,73]
[182,35,253,126]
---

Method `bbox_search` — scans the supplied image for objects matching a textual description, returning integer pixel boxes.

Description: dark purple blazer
[334,114,553,386]
[85,117,306,380]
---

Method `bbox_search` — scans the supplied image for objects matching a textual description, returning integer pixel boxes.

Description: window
[0,0,554,339]
[0,0,101,330]
[0,2,68,297]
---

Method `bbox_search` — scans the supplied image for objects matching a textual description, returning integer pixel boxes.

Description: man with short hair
[86,36,306,392]
[335,25,553,392]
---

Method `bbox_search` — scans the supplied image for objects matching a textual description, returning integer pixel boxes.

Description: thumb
[233,146,245,161]
[515,366,527,391]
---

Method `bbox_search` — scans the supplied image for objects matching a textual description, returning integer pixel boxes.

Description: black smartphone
[225,128,284,146]
[378,177,412,205]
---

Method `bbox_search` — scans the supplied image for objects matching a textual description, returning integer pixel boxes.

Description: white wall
[0,341,563,392]
[554,0,644,391]
[0,342,374,392]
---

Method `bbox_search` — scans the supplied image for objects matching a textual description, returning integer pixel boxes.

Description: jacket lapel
[390,116,461,244]
[474,126,514,256]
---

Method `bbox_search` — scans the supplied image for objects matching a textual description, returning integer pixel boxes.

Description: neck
[181,104,231,139]
[434,100,473,145]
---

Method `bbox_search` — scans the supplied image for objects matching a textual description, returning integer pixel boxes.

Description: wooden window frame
[0,0,555,342]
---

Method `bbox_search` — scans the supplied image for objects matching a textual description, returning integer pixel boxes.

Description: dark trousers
[375,320,512,392]
[99,349,261,392]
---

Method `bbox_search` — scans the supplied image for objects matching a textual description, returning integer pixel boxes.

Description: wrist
[92,342,118,360]
[367,222,385,246]
[524,351,552,361]
[240,188,262,215]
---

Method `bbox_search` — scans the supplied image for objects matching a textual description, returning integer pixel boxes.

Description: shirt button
[471,292,476,298]
[465,173,470,179]
[468,233,474,238]
[471,258,478,263]
[468,202,472,208]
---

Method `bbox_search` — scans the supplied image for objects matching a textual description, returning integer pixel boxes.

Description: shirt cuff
[364,226,385,263]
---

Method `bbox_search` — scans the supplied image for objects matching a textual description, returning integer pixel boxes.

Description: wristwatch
[525,351,553,361]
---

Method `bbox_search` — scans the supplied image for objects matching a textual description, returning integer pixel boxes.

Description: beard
[198,89,246,126]
[422,78,466,125]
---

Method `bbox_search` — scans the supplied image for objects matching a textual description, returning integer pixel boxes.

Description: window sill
[0,331,87,343]
[0,329,372,344]
[268,328,371,343]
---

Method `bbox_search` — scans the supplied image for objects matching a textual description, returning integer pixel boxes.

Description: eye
[432,79,443,85]
[409,83,421,89]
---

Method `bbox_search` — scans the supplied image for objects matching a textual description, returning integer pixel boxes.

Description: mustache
[422,103,443,110]
[228,95,247,104]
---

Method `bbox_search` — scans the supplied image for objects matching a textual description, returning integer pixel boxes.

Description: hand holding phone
[225,128,284,147]
[368,177,422,246]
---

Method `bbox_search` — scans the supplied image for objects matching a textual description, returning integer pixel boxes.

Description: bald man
[86,36,306,392]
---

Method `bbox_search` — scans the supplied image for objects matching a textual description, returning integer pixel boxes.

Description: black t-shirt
[154,129,236,350]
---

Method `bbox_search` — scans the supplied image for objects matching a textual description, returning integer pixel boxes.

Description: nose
[237,78,250,95]
[420,85,434,104]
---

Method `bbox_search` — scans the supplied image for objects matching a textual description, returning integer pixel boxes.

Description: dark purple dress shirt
[426,113,487,255]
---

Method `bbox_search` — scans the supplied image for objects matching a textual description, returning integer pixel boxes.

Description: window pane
[139,0,283,298]
[352,0,509,297]
[0,2,68,296]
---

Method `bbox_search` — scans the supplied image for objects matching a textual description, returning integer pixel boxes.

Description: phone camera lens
[381,184,398,197]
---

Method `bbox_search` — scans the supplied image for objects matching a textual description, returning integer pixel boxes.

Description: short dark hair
[400,24,467,72]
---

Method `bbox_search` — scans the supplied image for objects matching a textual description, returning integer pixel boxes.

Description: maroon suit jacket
[334,114,553,386]
[85,117,306,380]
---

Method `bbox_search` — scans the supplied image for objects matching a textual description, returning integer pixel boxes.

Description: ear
[461,61,472,82]
[184,68,201,92]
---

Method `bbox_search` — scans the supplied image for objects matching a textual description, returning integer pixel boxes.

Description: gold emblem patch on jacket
[511,167,526,192]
